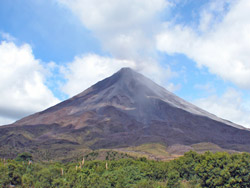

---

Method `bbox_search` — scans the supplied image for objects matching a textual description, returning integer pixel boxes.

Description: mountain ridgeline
[1,67,250,160]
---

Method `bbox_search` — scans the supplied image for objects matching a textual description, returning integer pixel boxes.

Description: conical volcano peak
[118,67,134,73]
[109,67,166,99]
[15,67,245,129]
[87,67,151,97]
[14,67,246,131]
[115,67,159,88]
[115,67,141,81]
[3,66,250,161]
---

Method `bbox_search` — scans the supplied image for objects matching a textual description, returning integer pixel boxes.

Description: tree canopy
[1,151,250,187]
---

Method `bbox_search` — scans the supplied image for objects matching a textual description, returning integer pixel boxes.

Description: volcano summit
[1,68,250,160]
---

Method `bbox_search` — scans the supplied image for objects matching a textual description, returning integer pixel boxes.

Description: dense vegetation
[1,151,250,187]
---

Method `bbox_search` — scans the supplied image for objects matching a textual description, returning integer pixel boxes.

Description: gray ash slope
[1,67,250,157]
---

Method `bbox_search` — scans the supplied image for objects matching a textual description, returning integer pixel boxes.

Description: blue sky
[1,0,250,127]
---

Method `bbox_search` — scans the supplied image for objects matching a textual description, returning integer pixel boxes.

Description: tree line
[1,151,250,187]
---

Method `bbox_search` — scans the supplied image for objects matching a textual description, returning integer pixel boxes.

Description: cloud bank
[0,41,59,125]
[157,0,250,89]
[194,89,250,127]
[58,0,169,61]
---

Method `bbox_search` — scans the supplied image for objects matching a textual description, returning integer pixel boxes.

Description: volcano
[1,67,250,160]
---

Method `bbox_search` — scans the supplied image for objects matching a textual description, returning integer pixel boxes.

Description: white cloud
[194,88,250,128]
[57,0,169,61]
[198,0,232,32]
[62,54,178,97]
[0,41,60,125]
[0,32,16,42]
[194,83,216,94]
[59,0,168,30]
[166,82,181,92]
[156,0,250,89]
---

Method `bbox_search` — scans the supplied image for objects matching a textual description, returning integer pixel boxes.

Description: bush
[15,152,33,162]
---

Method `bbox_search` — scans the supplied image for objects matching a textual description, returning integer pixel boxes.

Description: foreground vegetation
[1,151,250,187]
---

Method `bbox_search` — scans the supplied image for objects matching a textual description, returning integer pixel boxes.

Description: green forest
[1,151,250,188]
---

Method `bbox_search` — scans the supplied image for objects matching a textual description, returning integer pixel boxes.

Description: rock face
[1,67,250,159]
